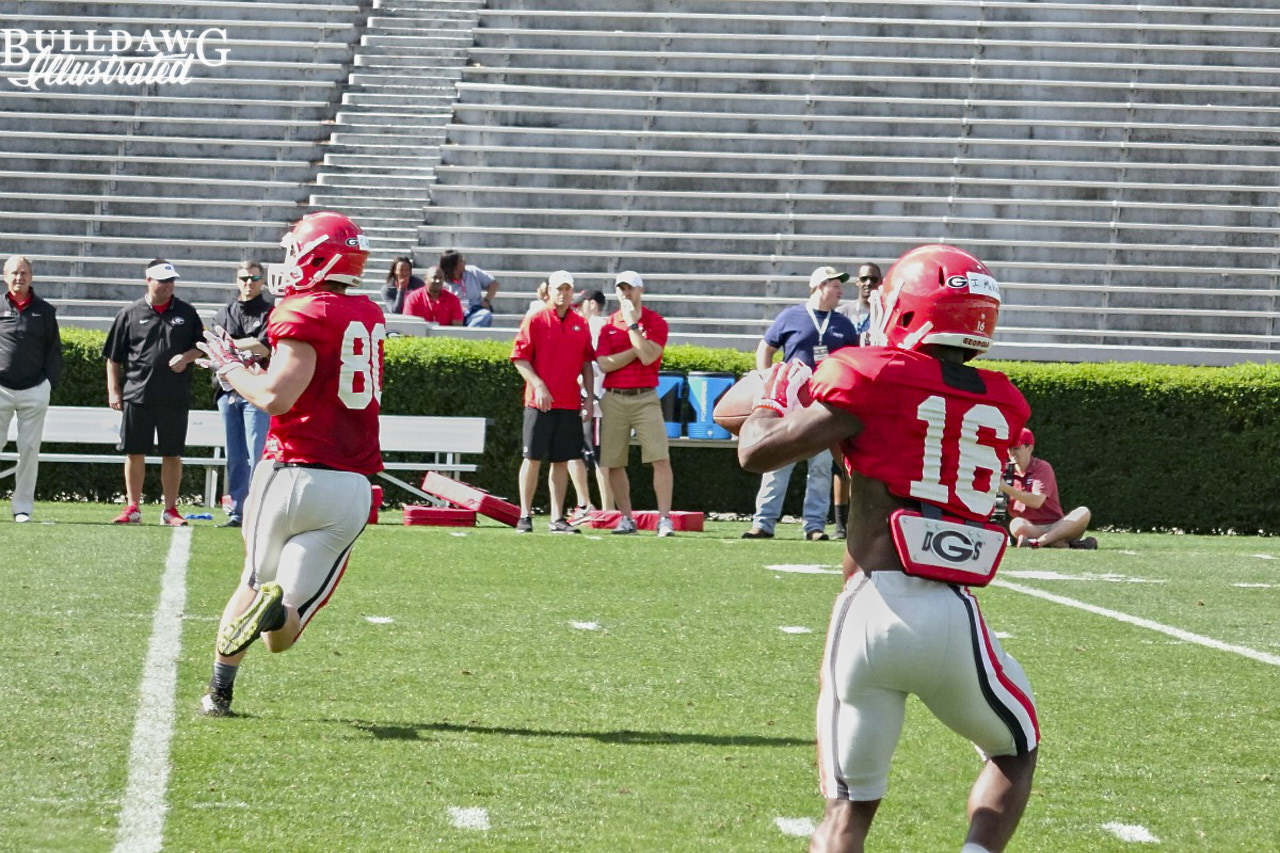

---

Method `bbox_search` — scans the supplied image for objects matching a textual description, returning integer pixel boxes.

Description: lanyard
[806,304,832,344]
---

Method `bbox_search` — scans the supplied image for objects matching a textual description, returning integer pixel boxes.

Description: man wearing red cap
[999,427,1096,549]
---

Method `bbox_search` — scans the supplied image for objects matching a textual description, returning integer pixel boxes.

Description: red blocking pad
[368,485,383,525]
[420,471,521,527]
[403,506,476,527]
[587,510,704,532]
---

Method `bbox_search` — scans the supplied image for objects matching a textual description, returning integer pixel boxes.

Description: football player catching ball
[738,245,1039,853]
[197,211,386,717]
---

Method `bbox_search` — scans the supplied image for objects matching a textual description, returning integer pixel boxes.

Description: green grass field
[4,503,1278,852]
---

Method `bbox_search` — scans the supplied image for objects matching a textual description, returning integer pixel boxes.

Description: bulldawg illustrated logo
[1,28,230,89]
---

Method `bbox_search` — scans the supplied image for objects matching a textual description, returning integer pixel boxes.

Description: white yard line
[112,528,191,853]
[992,578,1280,667]
[448,806,491,831]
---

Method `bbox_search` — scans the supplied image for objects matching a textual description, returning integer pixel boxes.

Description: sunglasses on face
[238,274,263,282]
[859,275,881,283]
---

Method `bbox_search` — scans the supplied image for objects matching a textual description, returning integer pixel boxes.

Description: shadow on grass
[343,718,809,748]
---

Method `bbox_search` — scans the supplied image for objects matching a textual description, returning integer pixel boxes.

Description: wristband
[628,323,640,331]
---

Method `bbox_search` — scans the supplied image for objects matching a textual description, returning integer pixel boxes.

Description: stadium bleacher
[421,0,1280,362]
[4,0,1280,362]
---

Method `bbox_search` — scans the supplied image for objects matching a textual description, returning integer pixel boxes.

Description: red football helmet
[269,211,369,296]
[866,244,1001,355]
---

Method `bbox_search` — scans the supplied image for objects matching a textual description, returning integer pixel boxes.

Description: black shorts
[522,407,584,462]
[119,401,190,456]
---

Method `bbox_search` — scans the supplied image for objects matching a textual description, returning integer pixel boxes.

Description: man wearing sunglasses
[211,261,273,527]
[836,262,884,340]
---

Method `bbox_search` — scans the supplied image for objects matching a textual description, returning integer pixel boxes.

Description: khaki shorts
[598,389,669,468]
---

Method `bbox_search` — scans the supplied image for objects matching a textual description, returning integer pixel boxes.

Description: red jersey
[403,286,464,325]
[595,307,668,389]
[1008,456,1064,525]
[262,291,385,475]
[810,347,1030,522]
[510,306,594,409]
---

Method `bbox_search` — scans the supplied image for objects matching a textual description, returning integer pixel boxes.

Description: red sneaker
[161,507,188,527]
[112,504,142,525]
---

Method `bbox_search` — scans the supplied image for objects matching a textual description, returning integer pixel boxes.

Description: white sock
[961,845,993,853]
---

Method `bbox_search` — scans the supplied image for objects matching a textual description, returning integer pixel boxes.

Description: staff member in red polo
[594,270,675,537]
[999,426,1097,549]
[510,270,595,534]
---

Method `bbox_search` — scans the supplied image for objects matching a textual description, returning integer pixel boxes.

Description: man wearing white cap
[103,258,204,525]
[509,270,595,533]
[594,270,676,536]
[742,266,859,541]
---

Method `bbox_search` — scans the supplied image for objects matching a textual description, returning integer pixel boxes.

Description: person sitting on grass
[999,427,1097,549]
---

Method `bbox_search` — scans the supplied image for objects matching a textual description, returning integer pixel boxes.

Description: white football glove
[196,325,258,390]
[752,359,813,416]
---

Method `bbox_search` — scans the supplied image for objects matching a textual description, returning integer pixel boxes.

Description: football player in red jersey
[739,245,1038,853]
[196,211,386,717]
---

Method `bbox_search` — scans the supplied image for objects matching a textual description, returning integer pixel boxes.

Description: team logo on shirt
[171,317,187,325]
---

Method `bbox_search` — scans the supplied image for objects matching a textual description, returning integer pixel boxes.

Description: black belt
[274,461,341,472]
[608,387,653,396]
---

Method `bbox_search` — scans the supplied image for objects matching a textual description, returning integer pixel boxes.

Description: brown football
[712,369,814,436]
[711,370,765,436]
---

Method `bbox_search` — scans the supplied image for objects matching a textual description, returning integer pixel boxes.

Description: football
[712,368,813,436]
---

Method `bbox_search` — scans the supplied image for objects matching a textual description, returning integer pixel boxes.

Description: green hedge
[14,329,1280,533]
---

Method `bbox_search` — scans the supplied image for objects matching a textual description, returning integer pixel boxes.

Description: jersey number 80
[338,321,386,410]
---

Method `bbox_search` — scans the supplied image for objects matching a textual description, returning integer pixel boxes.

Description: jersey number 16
[909,394,1009,517]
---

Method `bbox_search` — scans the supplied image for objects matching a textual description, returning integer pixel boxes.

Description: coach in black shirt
[103,258,204,526]
[1,255,62,522]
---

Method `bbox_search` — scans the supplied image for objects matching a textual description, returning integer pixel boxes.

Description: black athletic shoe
[515,516,534,533]
[200,685,234,717]
[217,582,284,657]
[218,517,242,528]
[1069,536,1098,550]
[741,528,774,539]
[548,518,581,534]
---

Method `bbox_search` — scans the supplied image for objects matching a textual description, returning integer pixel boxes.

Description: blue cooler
[686,371,736,439]
[656,371,686,438]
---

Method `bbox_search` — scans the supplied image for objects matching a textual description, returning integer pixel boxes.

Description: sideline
[992,578,1280,667]
[113,527,192,853]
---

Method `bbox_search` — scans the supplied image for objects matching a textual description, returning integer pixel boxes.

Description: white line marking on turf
[570,621,601,631]
[1234,583,1275,588]
[775,816,817,837]
[1102,822,1161,843]
[112,527,191,853]
[365,616,394,624]
[449,806,491,830]
[1251,554,1275,560]
[1003,570,1165,584]
[449,532,468,537]
[993,579,1280,667]
[767,564,841,575]
[780,626,813,634]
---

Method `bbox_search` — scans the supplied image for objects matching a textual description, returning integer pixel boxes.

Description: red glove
[752,359,813,416]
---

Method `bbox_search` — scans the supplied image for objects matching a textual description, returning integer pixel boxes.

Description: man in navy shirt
[742,266,859,541]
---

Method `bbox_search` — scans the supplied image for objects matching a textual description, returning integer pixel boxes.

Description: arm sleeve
[644,311,669,348]
[45,310,63,388]
[510,316,535,361]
